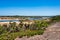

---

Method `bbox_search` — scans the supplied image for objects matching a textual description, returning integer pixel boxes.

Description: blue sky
[0,0,60,16]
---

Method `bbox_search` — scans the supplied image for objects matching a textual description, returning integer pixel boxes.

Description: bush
[37,30,44,35]
[0,20,49,40]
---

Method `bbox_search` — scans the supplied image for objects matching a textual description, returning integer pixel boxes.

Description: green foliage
[1,16,60,40]
[51,15,60,22]
[0,19,49,40]
[0,25,3,34]
[37,29,44,35]
[34,20,48,30]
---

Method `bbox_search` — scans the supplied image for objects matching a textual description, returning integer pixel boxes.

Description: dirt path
[42,22,60,40]
[15,22,60,40]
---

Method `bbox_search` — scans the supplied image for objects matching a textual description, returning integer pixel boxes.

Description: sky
[0,0,60,16]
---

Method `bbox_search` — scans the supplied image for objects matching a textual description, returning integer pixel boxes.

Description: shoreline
[0,22,20,26]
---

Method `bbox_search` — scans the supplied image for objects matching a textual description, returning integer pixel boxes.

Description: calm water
[0,20,19,22]
[0,19,40,22]
[28,18,41,20]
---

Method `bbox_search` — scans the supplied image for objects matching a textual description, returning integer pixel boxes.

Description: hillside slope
[15,22,60,40]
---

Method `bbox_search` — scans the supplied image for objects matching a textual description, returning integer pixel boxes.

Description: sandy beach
[0,22,20,26]
[0,21,34,26]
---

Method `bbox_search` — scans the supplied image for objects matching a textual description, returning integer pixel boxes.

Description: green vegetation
[2,15,60,40]
[51,15,60,22]
[0,19,49,40]
[0,15,60,40]
[1,15,60,40]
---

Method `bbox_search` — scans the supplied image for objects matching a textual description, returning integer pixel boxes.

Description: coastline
[0,22,20,26]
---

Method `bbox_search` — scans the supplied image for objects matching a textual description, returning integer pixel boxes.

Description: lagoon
[0,20,19,22]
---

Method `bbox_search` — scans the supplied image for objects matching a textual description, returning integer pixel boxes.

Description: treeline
[0,15,51,18]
